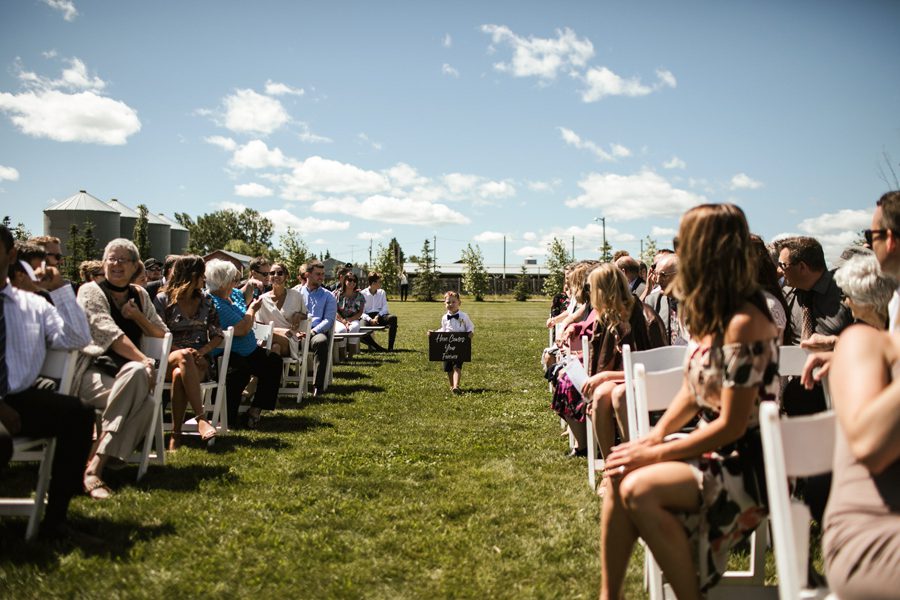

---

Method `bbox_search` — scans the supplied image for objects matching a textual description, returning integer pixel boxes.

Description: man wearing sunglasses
[867,190,900,330]
[240,256,272,304]
[28,235,63,268]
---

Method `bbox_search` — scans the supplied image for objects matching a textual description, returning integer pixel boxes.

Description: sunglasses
[270,270,286,276]
[254,270,270,276]
[863,228,890,246]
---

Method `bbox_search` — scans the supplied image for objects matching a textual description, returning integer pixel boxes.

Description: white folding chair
[279,320,311,404]
[760,402,837,600]
[624,345,688,442]
[581,335,605,490]
[1,349,78,541]
[162,327,234,435]
[130,332,173,481]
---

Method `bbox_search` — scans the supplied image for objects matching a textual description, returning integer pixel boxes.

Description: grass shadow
[332,370,371,381]
[206,435,291,451]
[258,414,334,434]
[0,516,175,565]
[458,387,495,395]
[324,383,384,395]
[138,464,237,492]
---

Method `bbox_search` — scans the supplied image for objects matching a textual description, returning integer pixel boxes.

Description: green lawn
[1,299,653,599]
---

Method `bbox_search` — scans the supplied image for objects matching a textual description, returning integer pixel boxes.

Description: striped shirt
[0,281,91,395]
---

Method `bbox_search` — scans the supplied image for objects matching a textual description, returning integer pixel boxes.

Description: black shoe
[40,520,105,548]
[566,447,588,458]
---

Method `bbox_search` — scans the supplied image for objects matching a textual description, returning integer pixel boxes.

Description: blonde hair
[589,262,634,333]
[570,261,600,304]
[674,204,758,338]
[443,290,460,301]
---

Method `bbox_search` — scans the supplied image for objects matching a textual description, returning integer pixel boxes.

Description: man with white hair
[643,253,686,345]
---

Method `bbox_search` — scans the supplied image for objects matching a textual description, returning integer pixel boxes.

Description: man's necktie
[0,297,8,398]
[802,304,815,340]
[669,298,679,345]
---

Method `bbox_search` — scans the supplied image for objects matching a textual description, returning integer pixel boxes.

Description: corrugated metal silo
[145,210,171,261]
[156,212,190,254]
[107,198,138,240]
[43,190,120,257]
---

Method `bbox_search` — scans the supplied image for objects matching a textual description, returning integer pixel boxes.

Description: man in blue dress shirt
[304,260,336,396]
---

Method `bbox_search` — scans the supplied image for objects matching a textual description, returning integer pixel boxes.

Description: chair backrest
[623,344,687,440]
[581,335,591,375]
[140,333,173,395]
[759,401,836,600]
[633,364,684,437]
[778,345,809,377]
[252,321,274,351]
[39,349,79,395]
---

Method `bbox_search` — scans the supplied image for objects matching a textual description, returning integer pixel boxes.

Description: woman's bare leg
[592,380,620,458]
[619,462,703,600]
[600,477,641,600]
[610,383,629,443]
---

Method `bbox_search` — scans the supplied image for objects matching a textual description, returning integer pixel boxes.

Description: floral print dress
[679,337,779,591]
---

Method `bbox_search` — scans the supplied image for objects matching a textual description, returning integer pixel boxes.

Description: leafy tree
[513,265,530,301]
[61,220,97,283]
[460,243,489,301]
[372,243,400,297]
[599,239,613,263]
[640,235,658,269]
[223,239,256,256]
[81,220,97,261]
[2,216,31,241]
[175,208,274,255]
[387,237,405,269]
[413,239,440,301]
[275,227,310,286]
[542,237,570,297]
[134,204,151,260]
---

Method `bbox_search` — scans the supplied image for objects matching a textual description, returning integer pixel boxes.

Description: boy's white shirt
[439,310,474,333]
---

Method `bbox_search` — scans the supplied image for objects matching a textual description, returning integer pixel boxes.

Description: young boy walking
[436,291,474,393]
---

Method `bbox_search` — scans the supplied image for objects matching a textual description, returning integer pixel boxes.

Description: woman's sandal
[168,433,182,452]
[198,419,217,445]
[84,475,113,500]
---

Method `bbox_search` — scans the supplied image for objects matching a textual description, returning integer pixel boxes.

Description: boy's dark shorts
[443,359,464,373]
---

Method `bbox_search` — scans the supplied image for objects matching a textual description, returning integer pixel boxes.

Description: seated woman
[579,262,657,461]
[256,261,306,357]
[824,322,900,599]
[600,204,778,599]
[206,259,284,429]
[156,255,223,449]
[76,238,167,499]
[334,272,365,358]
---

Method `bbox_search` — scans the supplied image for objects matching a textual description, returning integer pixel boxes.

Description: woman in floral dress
[600,204,779,599]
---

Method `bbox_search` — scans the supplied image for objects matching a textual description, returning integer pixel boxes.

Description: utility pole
[640,238,644,261]
[433,235,437,273]
[503,235,506,280]
[571,236,575,261]
[594,216,607,261]
[368,239,373,266]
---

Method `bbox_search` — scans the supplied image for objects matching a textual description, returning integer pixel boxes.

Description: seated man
[304,260,336,396]
[0,224,95,538]
[360,272,398,351]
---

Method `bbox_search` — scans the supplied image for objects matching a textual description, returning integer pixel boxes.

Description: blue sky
[1,0,898,266]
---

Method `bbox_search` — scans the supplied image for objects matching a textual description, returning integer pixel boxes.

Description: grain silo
[107,198,138,240]
[104,198,171,261]
[156,212,190,254]
[43,190,120,257]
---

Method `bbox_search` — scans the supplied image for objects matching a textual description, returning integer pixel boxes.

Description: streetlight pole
[594,216,607,261]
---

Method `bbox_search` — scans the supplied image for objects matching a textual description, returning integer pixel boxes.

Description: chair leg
[26,438,56,541]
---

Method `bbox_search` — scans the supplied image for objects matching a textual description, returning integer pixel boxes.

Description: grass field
[0,299,641,598]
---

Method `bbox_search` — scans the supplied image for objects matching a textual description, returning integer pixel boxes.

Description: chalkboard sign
[429,331,472,362]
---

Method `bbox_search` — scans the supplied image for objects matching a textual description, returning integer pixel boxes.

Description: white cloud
[797,209,870,235]
[357,132,382,150]
[522,231,537,241]
[473,231,506,243]
[16,57,106,92]
[386,163,428,188]
[0,165,20,182]
[204,135,237,151]
[730,172,763,190]
[443,33,453,48]
[515,245,547,257]
[280,156,390,198]
[357,228,393,241]
[312,238,327,245]
[230,140,288,169]
[234,182,273,197]
[312,195,470,226]
[580,67,676,102]
[479,180,516,199]
[264,80,305,97]
[663,156,686,169]
[515,223,634,257]
[442,172,480,194]
[650,226,677,237]
[298,122,332,143]
[558,127,629,162]
[261,209,350,235]
[442,63,460,78]
[564,170,705,219]
[216,201,249,212]
[42,0,77,21]
[223,89,289,135]
[481,25,594,80]
[0,90,140,145]
[526,180,558,192]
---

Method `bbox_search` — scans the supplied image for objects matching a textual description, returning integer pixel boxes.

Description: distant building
[204,249,253,274]
[44,189,190,261]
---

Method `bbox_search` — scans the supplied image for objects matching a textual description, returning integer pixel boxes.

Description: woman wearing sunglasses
[256,262,307,358]
[335,273,365,359]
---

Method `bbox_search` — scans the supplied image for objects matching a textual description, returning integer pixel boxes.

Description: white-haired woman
[834,253,896,330]
[206,259,284,429]
[76,238,167,499]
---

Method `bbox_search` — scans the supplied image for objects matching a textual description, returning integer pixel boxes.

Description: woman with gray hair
[834,253,896,330]
[206,259,283,429]
[76,238,168,499]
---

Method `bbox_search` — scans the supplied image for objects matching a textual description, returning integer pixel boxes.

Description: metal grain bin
[107,198,138,241]
[156,212,190,255]
[44,190,120,257]
[105,198,171,261]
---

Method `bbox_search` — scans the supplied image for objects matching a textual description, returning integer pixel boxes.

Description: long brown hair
[589,262,634,333]
[674,204,758,338]
[164,255,206,305]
